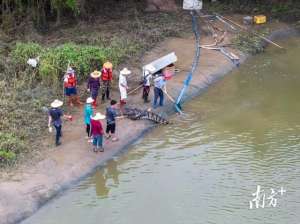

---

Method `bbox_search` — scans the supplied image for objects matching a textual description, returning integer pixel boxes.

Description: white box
[183,0,202,10]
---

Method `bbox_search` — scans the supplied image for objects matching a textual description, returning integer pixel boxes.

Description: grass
[204,1,300,22]
[0,8,192,167]
[232,29,270,54]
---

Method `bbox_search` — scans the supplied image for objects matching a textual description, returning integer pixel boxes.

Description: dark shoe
[56,142,61,146]
[99,147,104,152]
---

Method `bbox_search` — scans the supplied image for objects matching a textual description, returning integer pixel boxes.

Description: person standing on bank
[64,67,82,107]
[84,97,94,142]
[91,112,106,152]
[106,99,118,142]
[101,61,113,102]
[48,99,70,146]
[142,65,155,103]
[118,68,131,114]
[87,70,101,108]
[142,70,152,103]
[153,70,166,109]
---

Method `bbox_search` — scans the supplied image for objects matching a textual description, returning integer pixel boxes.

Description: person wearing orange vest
[101,62,113,102]
[64,67,82,106]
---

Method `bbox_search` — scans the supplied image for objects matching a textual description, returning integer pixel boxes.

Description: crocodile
[123,107,169,125]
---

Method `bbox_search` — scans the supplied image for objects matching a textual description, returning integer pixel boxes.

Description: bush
[0,132,25,165]
[0,150,16,164]
[39,43,107,82]
[0,132,27,154]
[12,42,43,67]
[232,29,269,55]
[11,39,140,85]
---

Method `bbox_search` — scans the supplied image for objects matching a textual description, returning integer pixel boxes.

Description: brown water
[22,38,300,224]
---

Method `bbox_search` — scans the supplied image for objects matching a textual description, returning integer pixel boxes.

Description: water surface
[22,38,300,224]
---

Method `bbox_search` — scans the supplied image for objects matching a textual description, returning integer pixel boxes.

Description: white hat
[90,70,101,78]
[67,67,74,74]
[92,112,106,120]
[51,99,63,108]
[145,64,155,73]
[86,97,94,104]
[120,67,131,75]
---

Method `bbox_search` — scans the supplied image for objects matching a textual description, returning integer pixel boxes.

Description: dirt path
[0,32,245,224]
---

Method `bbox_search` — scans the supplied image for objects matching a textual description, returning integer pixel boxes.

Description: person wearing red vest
[101,62,113,102]
[64,67,82,106]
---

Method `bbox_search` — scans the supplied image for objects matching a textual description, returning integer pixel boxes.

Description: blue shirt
[154,76,165,89]
[49,108,63,127]
[84,104,93,125]
[106,106,117,125]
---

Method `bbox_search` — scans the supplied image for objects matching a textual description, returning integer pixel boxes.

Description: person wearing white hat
[64,67,83,107]
[84,97,94,141]
[142,65,155,103]
[48,99,69,146]
[87,70,101,108]
[153,70,166,109]
[119,68,131,114]
[90,112,106,152]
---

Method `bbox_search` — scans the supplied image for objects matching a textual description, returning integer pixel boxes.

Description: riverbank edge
[2,25,298,224]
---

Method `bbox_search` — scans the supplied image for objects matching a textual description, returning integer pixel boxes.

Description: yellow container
[254,15,267,24]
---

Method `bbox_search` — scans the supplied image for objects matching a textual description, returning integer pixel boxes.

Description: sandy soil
[2,18,293,224]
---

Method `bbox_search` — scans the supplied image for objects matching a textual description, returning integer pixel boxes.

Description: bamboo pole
[163,89,183,114]
[127,84,143,95]
[217,14,284,49]
[164,90,176,103]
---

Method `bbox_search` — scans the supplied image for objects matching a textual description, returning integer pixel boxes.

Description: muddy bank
[0,25,296,224]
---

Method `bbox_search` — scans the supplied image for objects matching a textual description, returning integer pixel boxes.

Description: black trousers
[54,125,62,145]
[86,124,91,137]
[102,80,111,101]
[142,86,150,103]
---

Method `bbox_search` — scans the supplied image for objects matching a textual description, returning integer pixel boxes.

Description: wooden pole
[127,84,143,95]
[217,14,284,49]
[164,90,176,103]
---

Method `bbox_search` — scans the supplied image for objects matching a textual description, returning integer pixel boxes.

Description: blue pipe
[175,10,201,113]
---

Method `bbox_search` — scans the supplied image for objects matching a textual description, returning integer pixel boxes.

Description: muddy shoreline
[0,25,297,224]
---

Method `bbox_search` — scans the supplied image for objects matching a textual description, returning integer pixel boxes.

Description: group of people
[64,62,113,107]
[48,96,119,151]
[48,61,174,151]
[142,64,174,108]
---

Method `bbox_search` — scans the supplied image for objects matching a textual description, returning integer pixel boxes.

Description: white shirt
[119,74,127,100]
[154,76,165,89]
[143,71,151,86]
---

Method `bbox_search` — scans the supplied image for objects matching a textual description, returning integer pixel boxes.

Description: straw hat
[67,67,74,74]
[51,99,63,108]
[103,61,113,69]
[86,97,94,104]
[90,70,101,78]
[120,68,131,75]
[92,112,106,120]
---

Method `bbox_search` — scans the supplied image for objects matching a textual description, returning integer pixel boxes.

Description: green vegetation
[11,39,140,85]
[232,29,270,54]
[0,133,22,164]
[0,6,191,167]
[205,0,300,21]
[2,0,297,167]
